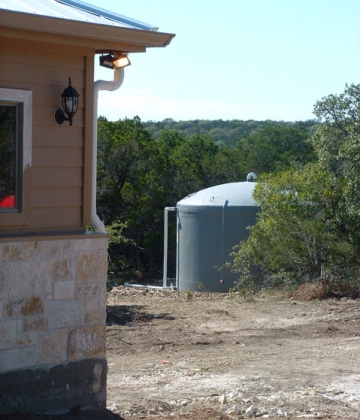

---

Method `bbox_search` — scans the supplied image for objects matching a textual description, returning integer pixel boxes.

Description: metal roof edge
[55,0,158,31]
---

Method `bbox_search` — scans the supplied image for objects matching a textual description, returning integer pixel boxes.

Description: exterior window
[0,104,21,211]
[0,88,32,224]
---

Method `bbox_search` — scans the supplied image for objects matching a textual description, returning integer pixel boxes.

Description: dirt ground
[105,286,360,419]
[2,286,359,420]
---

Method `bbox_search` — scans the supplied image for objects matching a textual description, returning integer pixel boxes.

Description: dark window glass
[0,104,21,211]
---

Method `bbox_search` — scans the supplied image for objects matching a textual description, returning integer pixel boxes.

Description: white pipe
[92,67,125,233]
[124,283,174,290]
[163,207,176,288]
[123,205,177,291]
[221,199,229,282]
[176,209,179,291]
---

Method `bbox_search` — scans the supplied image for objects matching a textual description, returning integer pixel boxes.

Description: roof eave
[0,9,175,50]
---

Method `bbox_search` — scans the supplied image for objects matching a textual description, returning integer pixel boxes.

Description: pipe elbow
[94,68,125,93]
[91,212,106,234]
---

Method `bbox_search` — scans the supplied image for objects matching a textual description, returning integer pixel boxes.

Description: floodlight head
[99,53,131,69]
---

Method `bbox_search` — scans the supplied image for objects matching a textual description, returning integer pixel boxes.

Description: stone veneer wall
[0,235,108,414]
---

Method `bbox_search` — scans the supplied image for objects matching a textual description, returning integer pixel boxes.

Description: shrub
[292,278,360,300]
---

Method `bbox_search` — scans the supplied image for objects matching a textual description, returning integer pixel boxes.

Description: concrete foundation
[0,357,107,415]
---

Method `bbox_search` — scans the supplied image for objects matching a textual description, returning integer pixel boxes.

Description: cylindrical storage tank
[176,181,260,292]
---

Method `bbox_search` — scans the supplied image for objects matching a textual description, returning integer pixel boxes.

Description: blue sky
[86,0,360,122]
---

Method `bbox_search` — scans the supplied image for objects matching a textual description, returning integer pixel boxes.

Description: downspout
[92,67,125,233]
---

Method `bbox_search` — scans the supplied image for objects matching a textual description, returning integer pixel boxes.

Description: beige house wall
[0,36,94,233]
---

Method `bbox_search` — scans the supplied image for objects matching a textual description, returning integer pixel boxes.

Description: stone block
[53,280,75,300]
[23,315,46,331]
[84,296,99,312]
[75,283,98,297]
[98,282,107,312]
[15,331,37,347]
[4,296,45,318]
[38,329,67,364]
[5,261,53,298]
[34,240,63,261]
[54,260,71,280]
[0,319,17,349]
[62,240,72,252]
[2,242,36,262]
[64,255,78,279]
[69,325,106,360]
[47,299,84,328]
[76,251,108,283]
[0,269,5,299]
[0,320,37,349]
[72,239,94,252]
[84,309,106,325]
[72,238,108,252]
[0,345,37,371]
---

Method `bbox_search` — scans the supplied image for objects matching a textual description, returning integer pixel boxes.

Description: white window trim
[0,88,32,226]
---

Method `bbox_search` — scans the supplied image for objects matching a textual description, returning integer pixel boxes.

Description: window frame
[0,88,32,227]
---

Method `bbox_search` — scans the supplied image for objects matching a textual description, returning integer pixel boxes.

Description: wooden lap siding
[0,38,92,232]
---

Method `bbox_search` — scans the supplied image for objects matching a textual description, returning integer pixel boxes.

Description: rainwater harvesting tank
[176,180,260,292]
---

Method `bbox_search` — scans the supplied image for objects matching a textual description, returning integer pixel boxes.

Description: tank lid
[177,182,259,207]
[247,172,258,182]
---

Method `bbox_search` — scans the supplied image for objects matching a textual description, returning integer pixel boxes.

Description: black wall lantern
[54,77,80,125]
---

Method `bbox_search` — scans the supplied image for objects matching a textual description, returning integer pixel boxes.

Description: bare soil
[105,286,360,419]
[2,287,359,419]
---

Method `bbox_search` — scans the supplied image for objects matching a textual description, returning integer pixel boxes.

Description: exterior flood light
[54,77,80,126]
[99,53,131,69]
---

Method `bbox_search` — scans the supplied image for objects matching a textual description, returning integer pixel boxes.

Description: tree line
[143,118,319,148]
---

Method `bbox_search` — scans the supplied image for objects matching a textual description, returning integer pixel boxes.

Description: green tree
[237,125,316,175]
[171,133,220,193]
[232,84,360,294]
[311,84,360,237]
[232,166,352,290]
[97,116,164,278]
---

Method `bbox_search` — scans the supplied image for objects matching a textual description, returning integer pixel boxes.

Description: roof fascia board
[0,26,147,53]
[0,10,175,49]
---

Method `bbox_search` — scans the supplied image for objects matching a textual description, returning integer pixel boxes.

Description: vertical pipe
[92,67,125,232]
[163,208,169,289]
[163,207,176,288]
[221,200,229,282]
[176,210,179,290]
